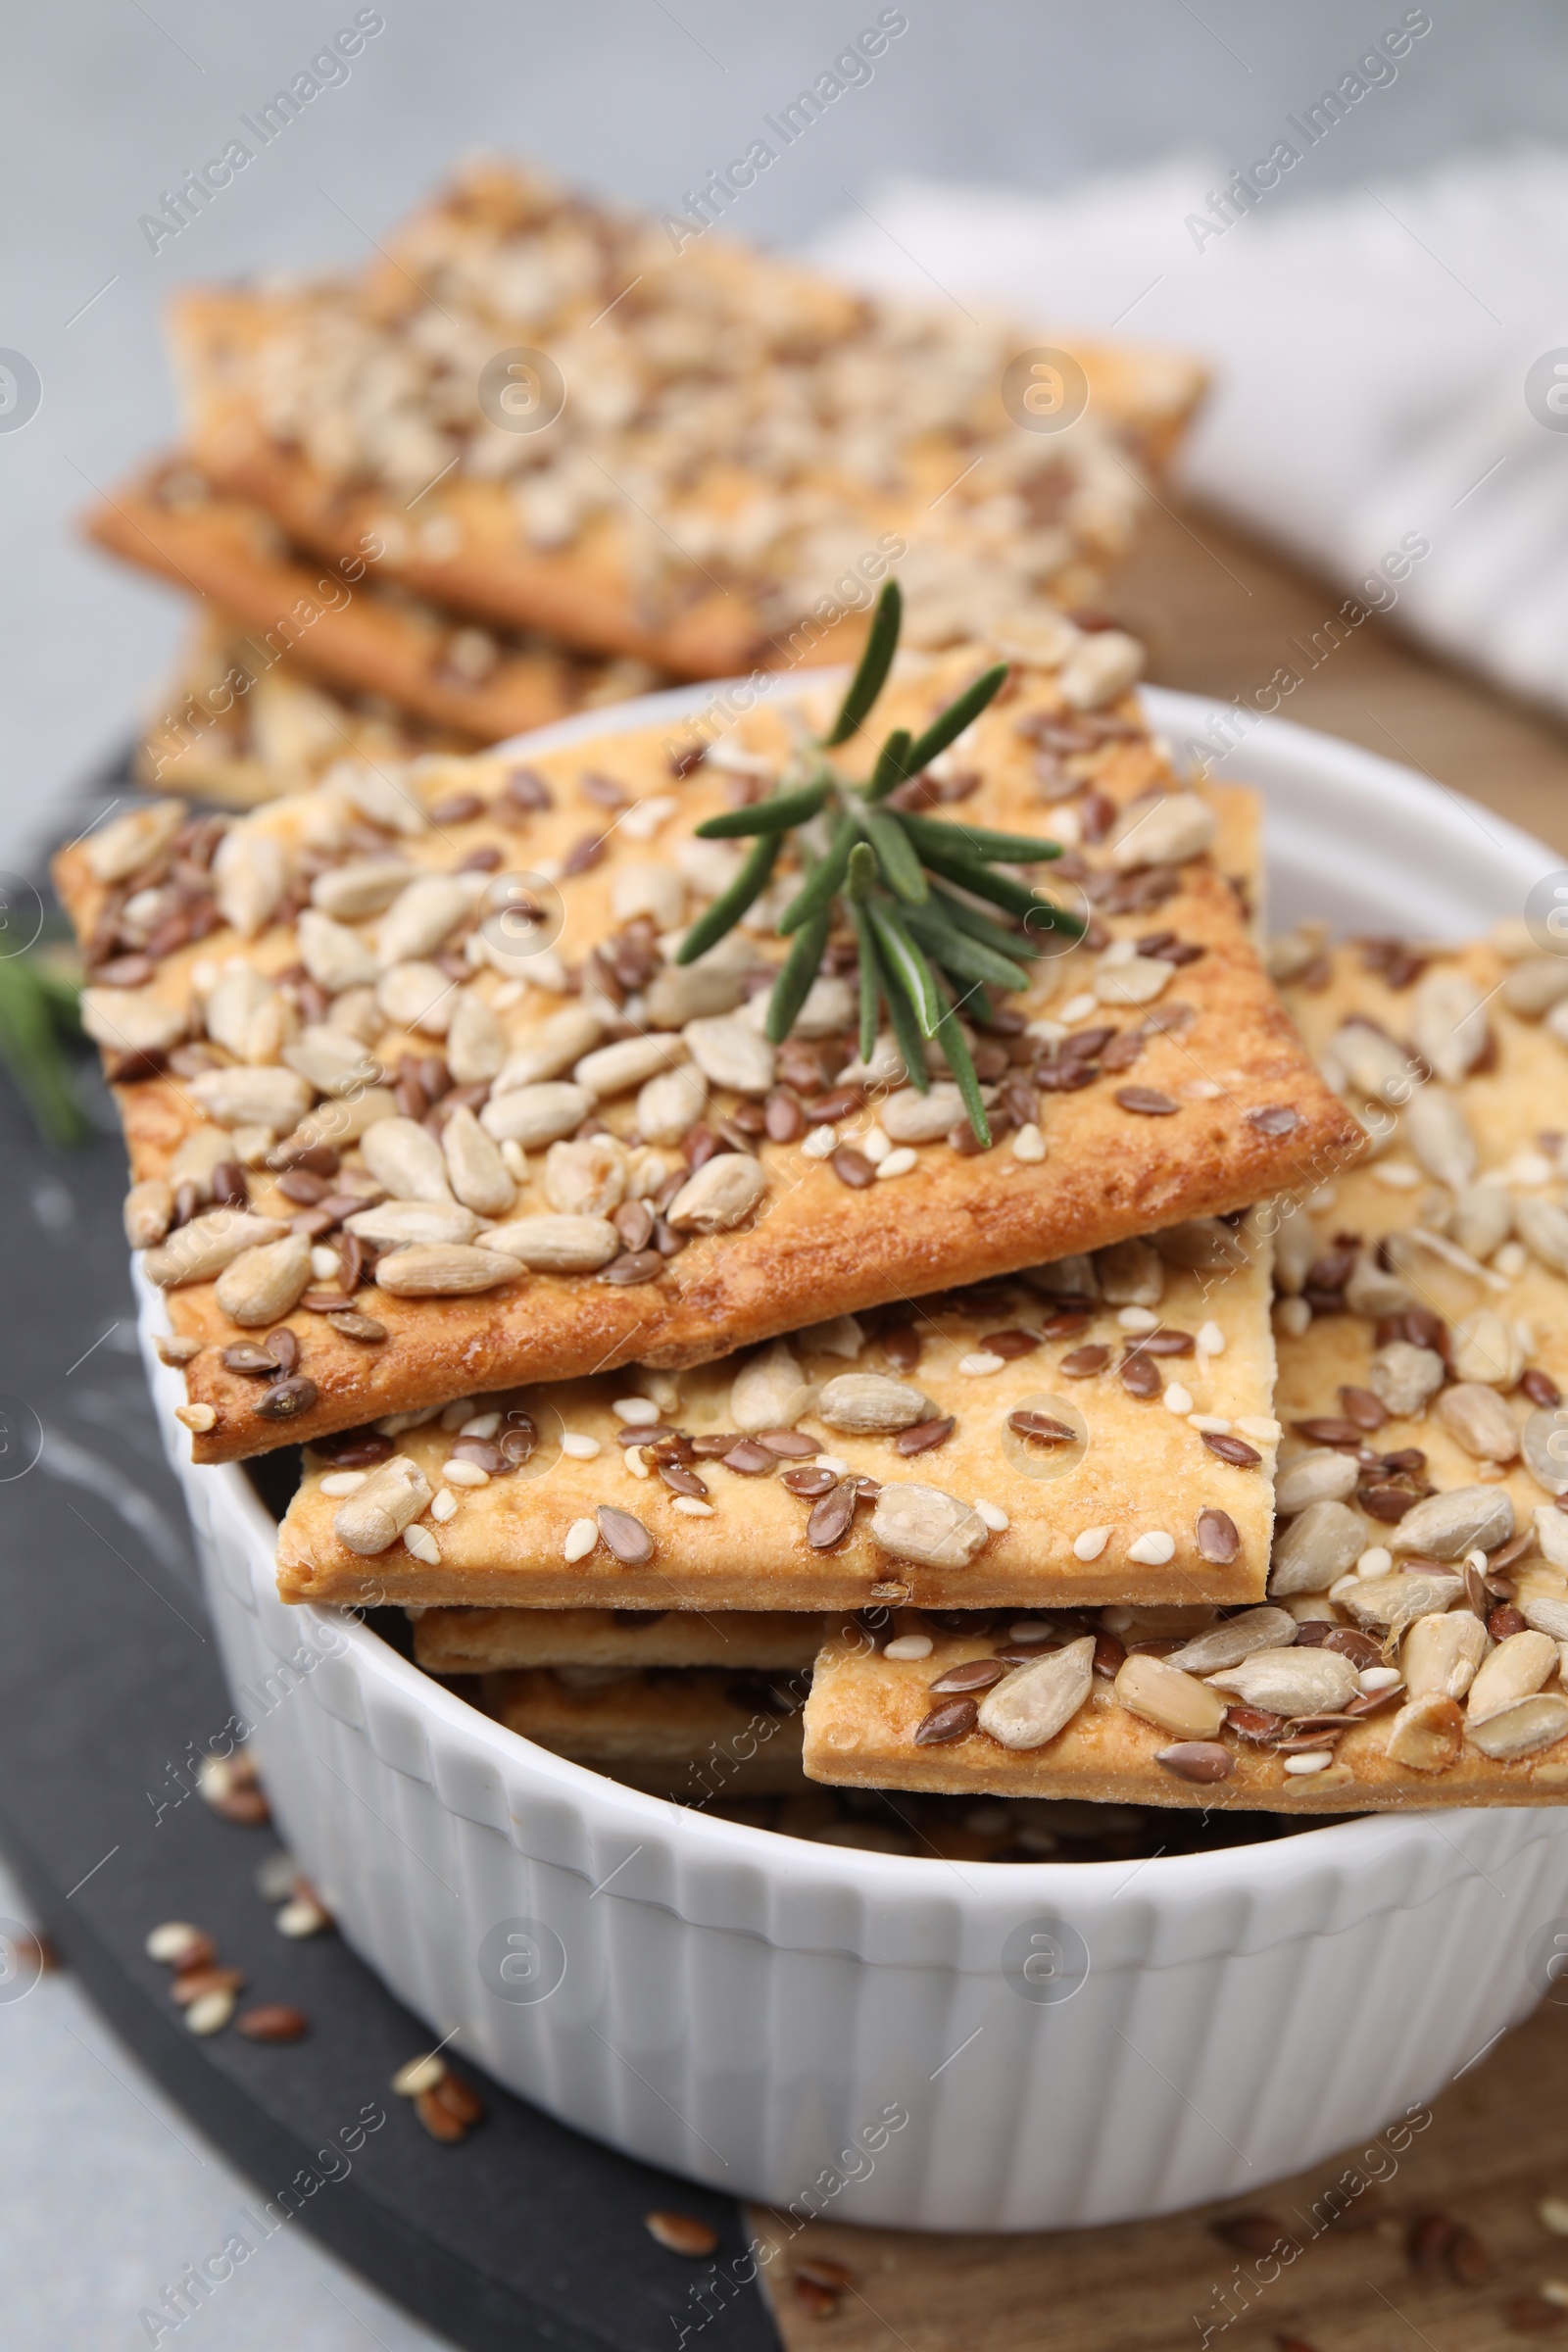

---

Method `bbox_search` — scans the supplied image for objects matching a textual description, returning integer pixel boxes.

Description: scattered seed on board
[645,2211,719,2258]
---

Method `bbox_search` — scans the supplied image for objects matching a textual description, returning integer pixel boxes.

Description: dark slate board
[0,776,778,2352]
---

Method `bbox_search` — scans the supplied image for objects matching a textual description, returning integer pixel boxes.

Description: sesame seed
[1356,1545,1393,1578]
[564,1518,598,1562]
[1073,1526,1111,1560]
[392,2053,448,2098]
[319,1470,367,1496]
[814,1454,850,1475]
[1304,1184,1337,1211]
[404,1525,441,1565]
[1127,1531,1175,1565]
[802,1125,838,1159]
[1196,1321,1224,1353]
[861,1127,891,1164]
[1117,1306,1159,1333]
[275,1893,328,1938]
[959,1351,1006,1376]
[1188,1414,1232,1434]
[613,1397,662,1426]
[1058,993,1097,1023]
[1275,1298,1311,1337]
[1494,1240,1528,1278]
[1371,1160,1421,1189]
[431,1489,458,1523]
[1358,1667,1401,1692]
[310,1245,340,1280]
[624,1446,651,1479]
[671,1496,714,1516]
[175,1403,217,1434]
[876,1148,917,1179]
[562,1432,601,1459]
[1235,1416,1281,1442]
[1283,1752,1331,1775]
[974,1499,1008,1532]
[460,1411,502,1438]
[186,1988,235,2035]
[1163,1384,1194,1415]
[444,1459,489,1488]
[884,1634,933,1661]
[1183,1079,1221,1100]
[1011,1123,1047,1163]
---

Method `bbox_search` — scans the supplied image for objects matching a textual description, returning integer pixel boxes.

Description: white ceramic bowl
[140,681,1568,2232]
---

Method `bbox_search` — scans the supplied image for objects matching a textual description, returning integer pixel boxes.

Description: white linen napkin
[811,149,1568,715]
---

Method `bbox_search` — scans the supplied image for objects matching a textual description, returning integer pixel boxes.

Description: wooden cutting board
[751,491,1568,2348]
[753,1990,1568,2349]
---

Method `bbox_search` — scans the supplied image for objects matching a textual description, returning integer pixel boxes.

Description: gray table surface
[3,5,1567,2342]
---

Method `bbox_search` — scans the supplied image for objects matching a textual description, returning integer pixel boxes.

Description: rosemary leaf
[764,907,832,1044]
[899,810,1063,865]
[777,814,855,935]
[694,779,830,840]
[855,807,928,905]
[899,662,1009,779]
[850,901,881,1063]
[907,829,1044,918]
[675,829,781,963]
[845,840,878,903]
[904,901,1032,993]
[863,726,913,804]
[867,902,941,1037]
[823,579,902,747]
[928,879,1042,961]
[933,992,991,1147]
[879,947,933,1095]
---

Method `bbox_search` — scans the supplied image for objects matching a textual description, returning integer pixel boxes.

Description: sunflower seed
[1502,956,1568,1016]
[445,989,506,1085]
[1113,1653,1228,1739]
[480,1213,620,1272]
[1435,1382,1519,1462]
[374,1243,523,1296]
[1523,1404,1568,1495]
[86,798,184,883]
[730,1341,812,1432]
[683,1014,776,1097]
[492,1009,605,1094]
[881,1083,968,1144]
[1466,1691,1568,1758]
[818,1374,935,1435]
[1108,792,1215,870]
[360,1116,453,1205]
[1449,1183,1514,1263]
[1383,1690,1464,1771]
[1342,1571,1465,1633]
[1208,1647,1358,1717]
[1517,1197,1568,1277]
[575,1034,688,1099]
[1275,1448,1359,1514]
[1368,1340,1446,1418]
[190,1066,314,1135]
[123,1177,174,1250]
[637,1060,709,1145]
[1404,1087,1477,1190]
[1449,1309,1525,1388]
[333,1456,433,1554]
[1390,1486,1514,1559]
[1166,1608,1298,1674]
[869,1483,989,1569]
[345,1200,479,1250]
[375,874,470,966]
[1411,966,1488,1084]
[665,1152,767,1234]
[440,1105,515,1216]
[481,1080,597,1148]
[215,1234,314,1327]
[1268,1499,1366,1595]
[1402,1609,1491,1701]
[144,1210,291,1288]
[977,1637,1095,1749]
[1466,1629,1557,1724]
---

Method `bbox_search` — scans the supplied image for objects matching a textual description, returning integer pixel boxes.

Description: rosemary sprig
[680,581,1085,1141]
[0,943,88,1148]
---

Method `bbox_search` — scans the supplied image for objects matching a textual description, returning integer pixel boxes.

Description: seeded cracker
[168,158,1204,675]
[88,459,662,772]
[59,638,1355,1463]
[479,1666,807,1796]
[277,1216,1277,1607]
[413,1605,830,1673]
[802,937,1568,1810]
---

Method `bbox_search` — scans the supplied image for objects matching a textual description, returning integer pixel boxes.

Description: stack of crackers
[62,165,1568,1861]
[83,157,1202,808]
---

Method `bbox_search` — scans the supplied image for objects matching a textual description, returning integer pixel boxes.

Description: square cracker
[412,1606,829,1674]
[61,641,1357,1462]
[480,1666,806,1798]
[802,940,1568,1812]
[279,1216,1278,1611]
[86,459,659,757]
[170,158,1203,676]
